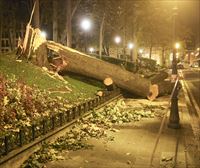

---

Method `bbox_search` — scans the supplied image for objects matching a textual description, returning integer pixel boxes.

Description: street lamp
[168,3,181,129]
[89,47,94,53]
[40,31,47,39]
[81,18,91,31]
[128,43,134,49]
[138,48,143,56]
[175,42,180,49]
[81,18,91,52]
[114,36,121,58]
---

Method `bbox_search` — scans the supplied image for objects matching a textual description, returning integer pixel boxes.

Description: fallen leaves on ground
[22,99,166,168]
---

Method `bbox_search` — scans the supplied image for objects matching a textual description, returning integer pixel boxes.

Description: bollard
[168,80,181,129]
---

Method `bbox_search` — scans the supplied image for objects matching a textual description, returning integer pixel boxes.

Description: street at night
[181,69,200,114]
[0,0,199,168]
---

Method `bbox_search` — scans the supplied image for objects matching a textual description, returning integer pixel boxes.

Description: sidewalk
[45,93,200,168]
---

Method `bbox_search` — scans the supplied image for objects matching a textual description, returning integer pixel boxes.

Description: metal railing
[0,89,121,157]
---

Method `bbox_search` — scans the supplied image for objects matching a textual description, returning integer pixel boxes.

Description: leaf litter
[21,99,165,168]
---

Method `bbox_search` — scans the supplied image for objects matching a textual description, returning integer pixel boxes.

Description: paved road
[181,68,200,115]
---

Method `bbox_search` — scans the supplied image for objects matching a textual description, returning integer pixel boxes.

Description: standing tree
[33,0,40,28]
[65,0,81,47]
[53,0,58,42]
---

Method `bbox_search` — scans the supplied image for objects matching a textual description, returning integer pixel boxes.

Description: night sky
[0,0,199,46]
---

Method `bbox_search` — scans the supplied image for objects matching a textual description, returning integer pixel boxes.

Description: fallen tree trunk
[150,71,169,84]
[156,80,173,96]
[47,41,154,98]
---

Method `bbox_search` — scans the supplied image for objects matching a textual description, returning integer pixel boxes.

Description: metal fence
[0,89,120,157]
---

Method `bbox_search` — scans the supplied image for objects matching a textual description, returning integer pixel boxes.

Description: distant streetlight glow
[114,36,121,44]
[197,48,200,51]
[191,52,194,55]
[81,18,91,31]
[128,43,134,49]
[40,31,47,39]
[139,49,143,54]
[175,42,180,49]
[89,47,94,53]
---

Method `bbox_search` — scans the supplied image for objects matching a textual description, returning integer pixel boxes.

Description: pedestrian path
[45,94,200,168]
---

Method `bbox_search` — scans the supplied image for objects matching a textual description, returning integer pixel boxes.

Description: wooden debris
[96,91,104,97]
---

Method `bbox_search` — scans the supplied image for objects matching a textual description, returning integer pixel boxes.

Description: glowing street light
[127,43,134,62]
[114,36,121,44]
[81,18,91,31]
[175,42,180,49]
[81,18,92,52]
[89,47,94,53]
[114,36,121,58]
[128,43,134,49]
[139,48,143,54]
[197,48,200,51]
[40,31,47,39]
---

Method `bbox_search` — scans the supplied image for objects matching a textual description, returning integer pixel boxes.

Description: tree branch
[71,0,81,19]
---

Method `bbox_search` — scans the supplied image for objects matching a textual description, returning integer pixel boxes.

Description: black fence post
[19,129,23,147]
[72,107,76,119]
[59,113,63,126]
[32,125,35,141]
[4,136,9,154]
[51,116,55,130]
[67,110,70,122]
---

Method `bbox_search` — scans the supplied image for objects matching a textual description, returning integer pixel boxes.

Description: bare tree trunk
[149,45,153,59]
[123,0,127,60]
[0,14,2,52]
[66,0,72,47]
[133,33,138,62]
[71,0,82,19]
[53,0,58,42]
[33,0,40,28]
[161,47,165,66]
[99,13,105,59]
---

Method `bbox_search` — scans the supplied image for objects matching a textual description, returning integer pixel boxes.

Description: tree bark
[71,0,82,19]
[99,13,105,59]
[150,71,168,84]
[53,0,58,42]
[161,47,165,66]
[33,0,40,28]
[149,45,153,59]
[66,0,72,47]
[0,14,2,52]
[47,41,153,98]
[133,33,138,62]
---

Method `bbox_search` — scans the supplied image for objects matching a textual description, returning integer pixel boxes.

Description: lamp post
[81,18,91,53]
[115,36,121,58]
[168,3,181,129]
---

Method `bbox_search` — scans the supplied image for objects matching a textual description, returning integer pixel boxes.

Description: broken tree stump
[104,77,116,91]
